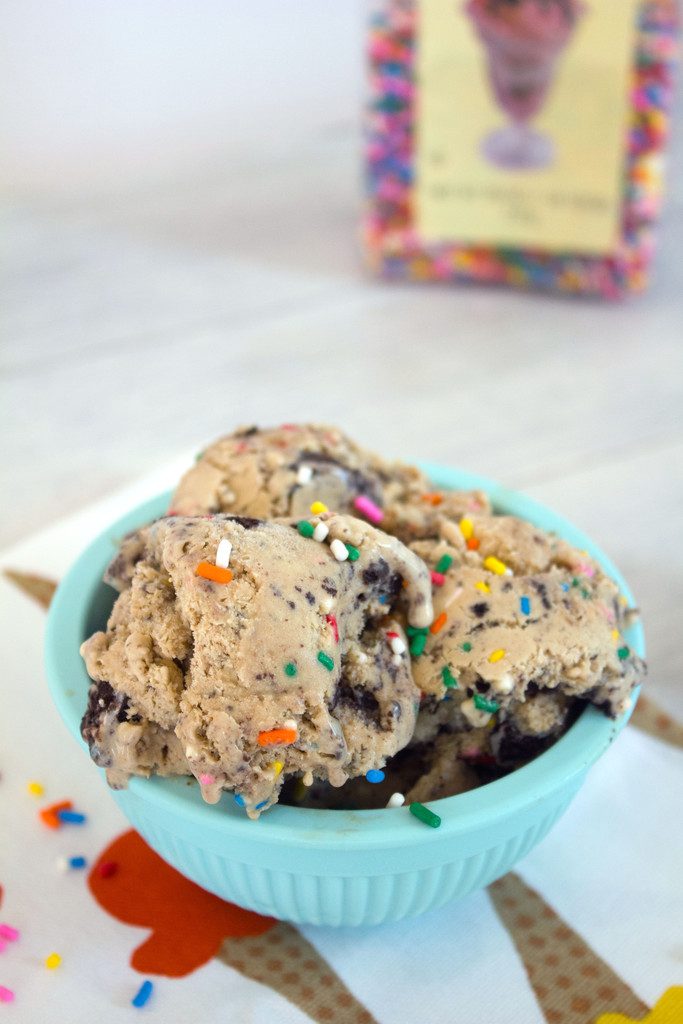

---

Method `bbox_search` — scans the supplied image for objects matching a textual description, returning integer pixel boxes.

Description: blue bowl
[45,464,644,927]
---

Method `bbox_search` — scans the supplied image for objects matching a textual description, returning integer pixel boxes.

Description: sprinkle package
[365,0,678,298]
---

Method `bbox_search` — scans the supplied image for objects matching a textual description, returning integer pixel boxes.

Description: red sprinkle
[430,571,445,587]
[98,861,118,879]
[325,614,339,644]
[385,630,399,639]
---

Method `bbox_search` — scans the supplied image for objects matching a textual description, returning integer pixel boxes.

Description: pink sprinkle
[0,986,14,1003]
[325,614,339,644]
[353,495,384,525]
[431,571,445,587]
[98,861,118,879]
[461,746,480,759]
[0,926,19,943]
[199,774,215,786]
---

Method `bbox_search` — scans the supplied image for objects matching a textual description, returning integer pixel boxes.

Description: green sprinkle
[410,633,428,657]
[581,587,590,598]
[435,553,453,574]
[617,646,630,660]
[345,543,360,562]
[461,642,472,653]
[473,693,500,714]
[406,625,429,637]
[284,662,297,677]
[441,665,458,689]
[297,520,314,538]
[317,651,334,671]
[409,802,441,828]
[572,577,580,587]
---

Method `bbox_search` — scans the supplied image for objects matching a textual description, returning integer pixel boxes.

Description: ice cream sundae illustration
[466,0,585,169]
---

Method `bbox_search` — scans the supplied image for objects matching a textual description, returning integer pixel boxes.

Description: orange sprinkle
[195,561,233,584]
[421,493,443,506]
[257,728,298,748]
[39,800,72,829]
[429,612,448,635]
[466,537,480,550]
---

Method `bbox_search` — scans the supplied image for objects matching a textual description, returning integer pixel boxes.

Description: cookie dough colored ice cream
[171,423,428,523]
[408,511,645,721]
[81,512,433,817]
[466,0,584,122]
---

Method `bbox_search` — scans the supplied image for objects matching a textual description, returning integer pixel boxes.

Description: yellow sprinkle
[459,517,473,541]
[27,781,44,797]
[270,761,284,776]
[483,556,508,575]
[619,595,628,606]
[45,953,61,970]
[475,581,490,593]
[310,501,328,515]
[488,649,506,663]
[612,629,620,642]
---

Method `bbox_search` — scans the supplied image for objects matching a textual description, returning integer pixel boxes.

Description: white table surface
[1,2,682,720]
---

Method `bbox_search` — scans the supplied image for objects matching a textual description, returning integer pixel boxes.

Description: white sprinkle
[330,538,349,561]
[504,568,514,577]
[390,636,406,656]
[320,596,335,614]
[444,585,464,609]
[313,522,329,543]
[494,673,515,695]
[283,719,297,731]
[185,745,199,759]
[55,857,69,873]
[215,538,232,568]
[392,654,403,666]
[387,792,405,808]
[297,465,313,485]
[357,652,368,663]
[303,771,314,787]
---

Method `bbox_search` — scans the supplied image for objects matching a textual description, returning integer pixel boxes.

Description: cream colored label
[415,0,639,254]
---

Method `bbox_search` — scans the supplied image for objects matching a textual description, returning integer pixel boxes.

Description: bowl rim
[45,463,644,852]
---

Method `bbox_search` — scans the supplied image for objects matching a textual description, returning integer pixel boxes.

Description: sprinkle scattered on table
[45,952,62,970]
[131,980,154,1009]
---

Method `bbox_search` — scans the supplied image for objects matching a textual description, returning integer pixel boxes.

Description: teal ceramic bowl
[45,464,644,927]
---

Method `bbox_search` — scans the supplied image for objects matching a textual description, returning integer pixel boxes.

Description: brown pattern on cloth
[629,697,683,751]
[217,923,377,1024]
[3,570,58,609]
[489,873,649,1024]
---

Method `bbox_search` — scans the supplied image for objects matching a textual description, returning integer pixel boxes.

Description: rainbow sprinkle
[45,952,61,970]
[409,802,441,828]
[365,0,679,297]
[488,648,506,663]
[473,693,501,714]
[353,494,384,524]
[520,596,531,615]
[297,520,315,538]
[435,553,453,574]
[132,980,154,1009]
[317,651,335,671]
[366,769,385,783]
[0,986,15,1003]
[441,665,458,688]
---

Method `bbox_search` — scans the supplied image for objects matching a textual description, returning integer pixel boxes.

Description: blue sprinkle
[520,596,531,615]
[69,856,87,870]
[366,769,385,784]
[255,800,268,810]
[233,794,246,807]
[560,583,570,592]
[378,595,388,604]
[57,810,86,824]
[132,980,154,1008]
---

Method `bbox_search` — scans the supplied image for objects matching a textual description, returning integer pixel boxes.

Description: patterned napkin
[1,469,681,1023]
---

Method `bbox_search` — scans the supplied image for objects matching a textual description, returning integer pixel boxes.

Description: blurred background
[1,2,682,702]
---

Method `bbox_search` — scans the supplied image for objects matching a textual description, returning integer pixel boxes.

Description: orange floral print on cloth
[88,830,377,1024]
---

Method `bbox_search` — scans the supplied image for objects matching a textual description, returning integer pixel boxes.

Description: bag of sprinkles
[365,0,679,297]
